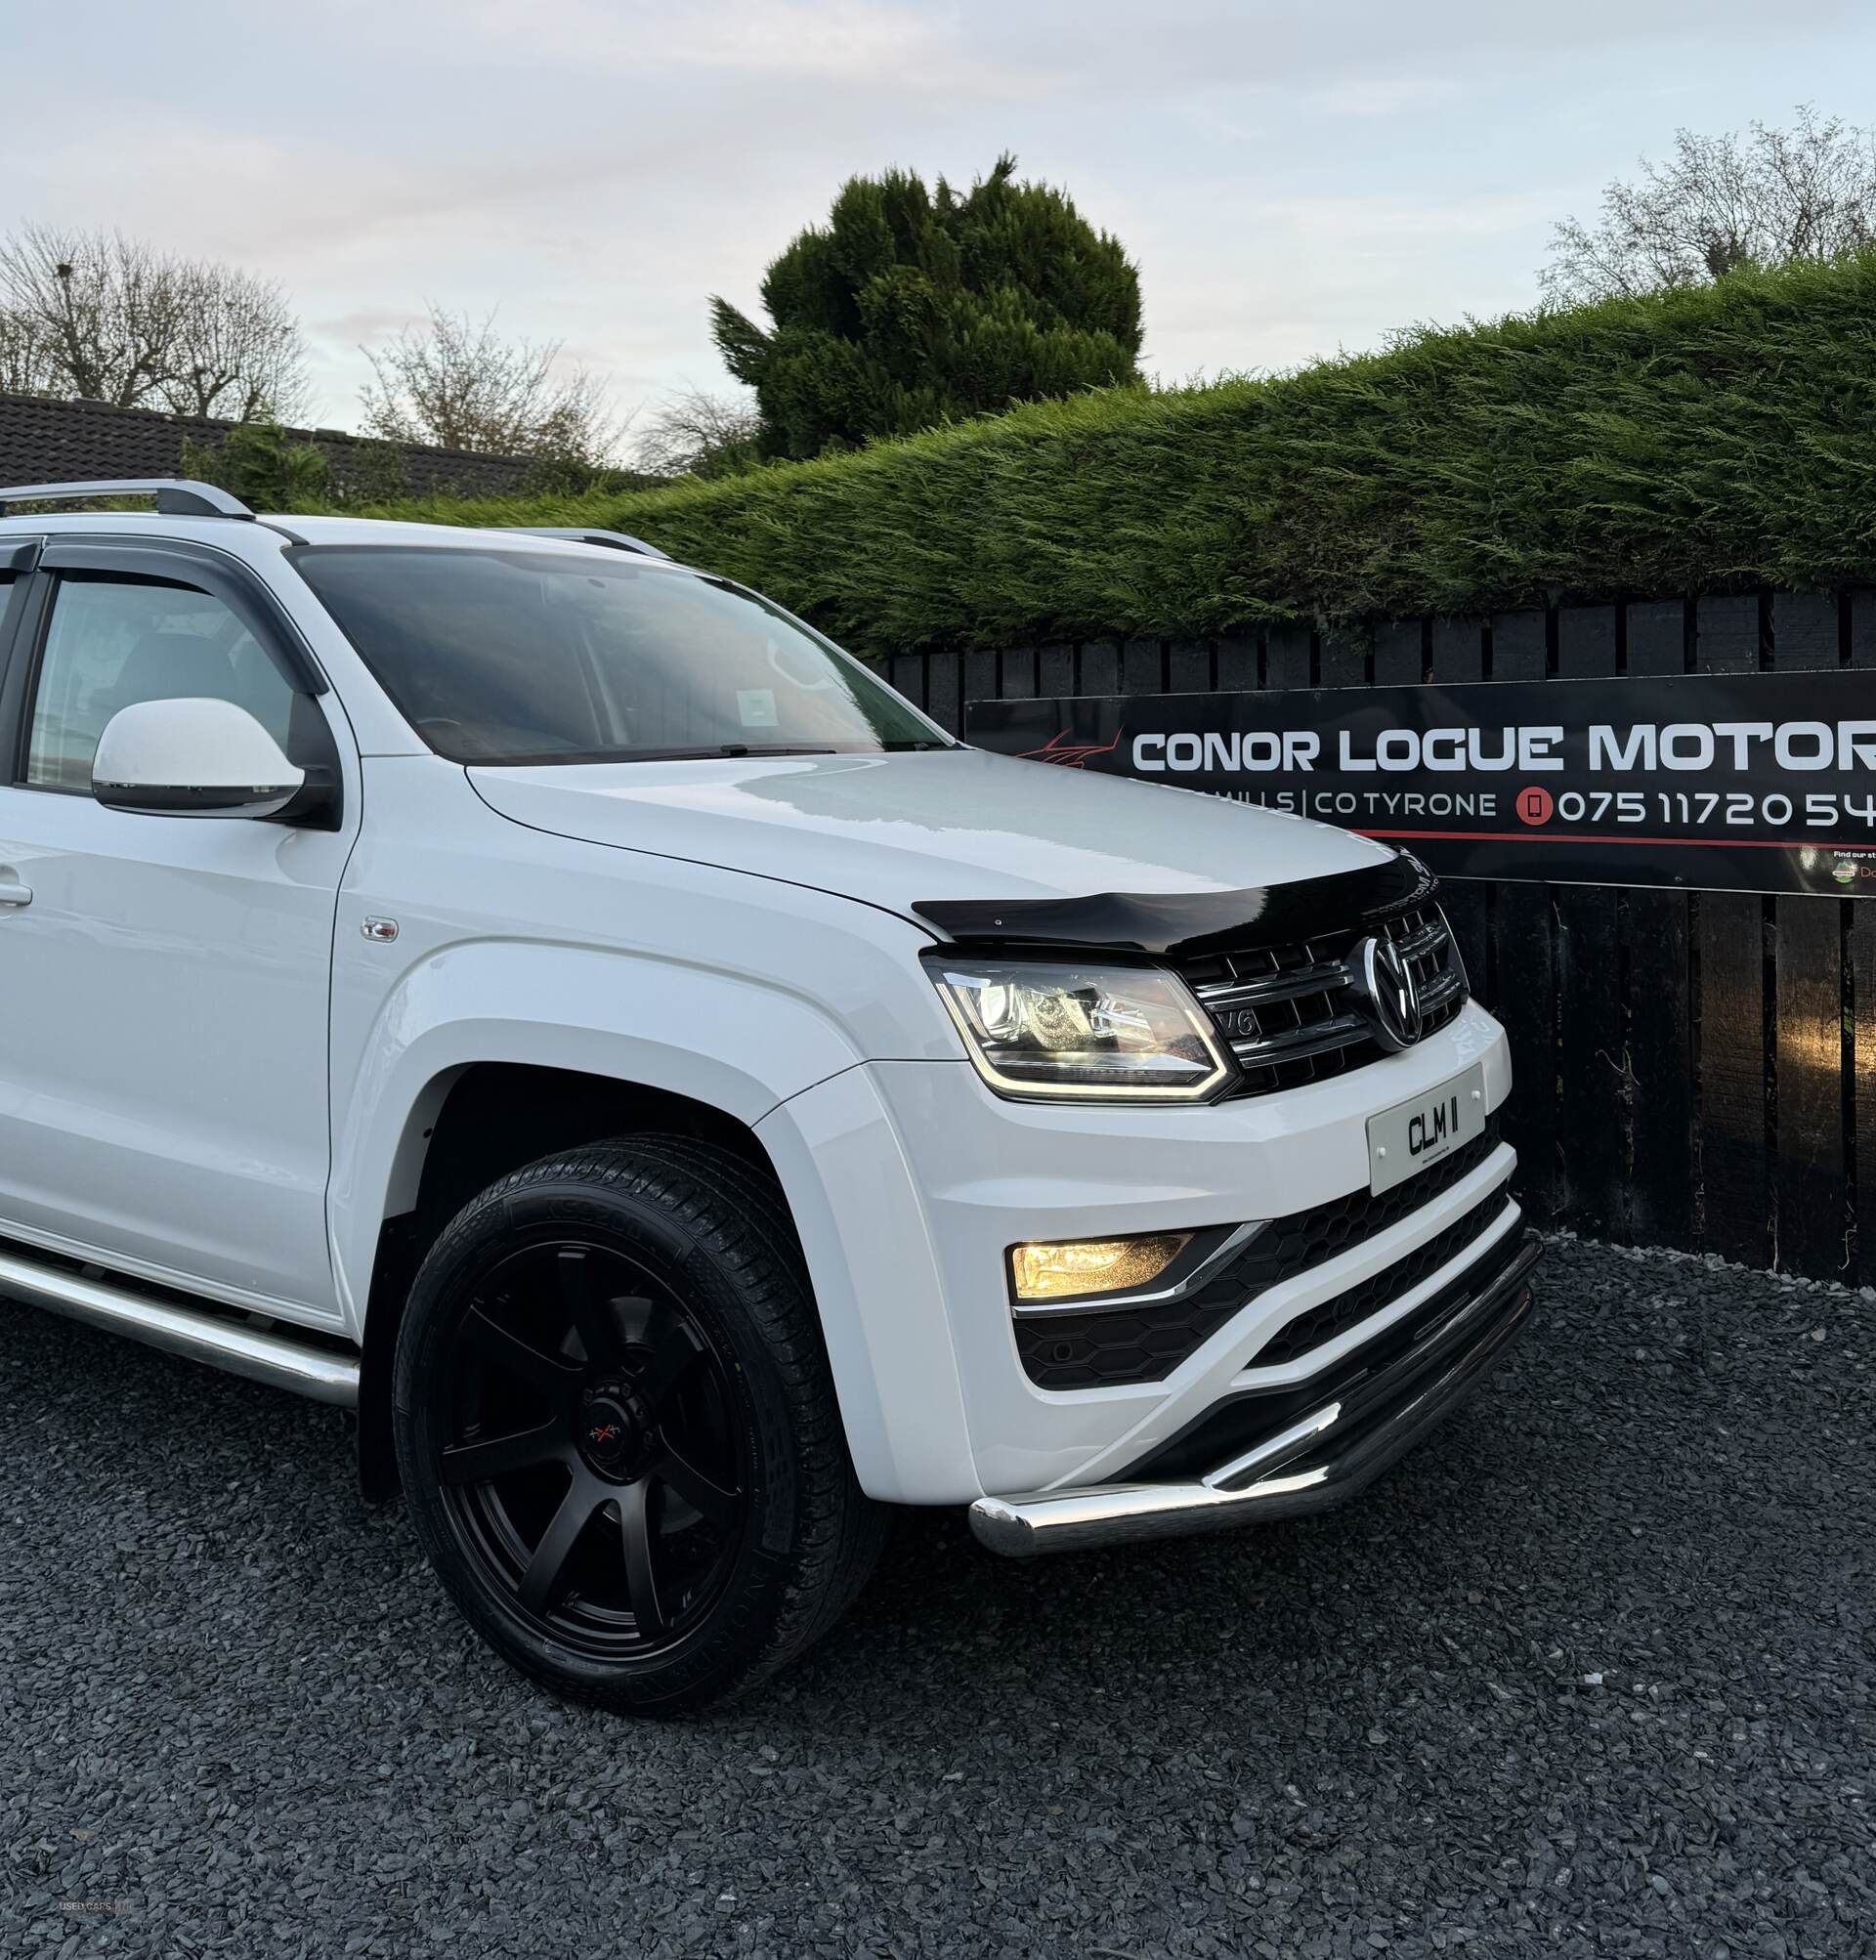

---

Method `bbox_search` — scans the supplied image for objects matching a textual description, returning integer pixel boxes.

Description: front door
[0,544,355,1321]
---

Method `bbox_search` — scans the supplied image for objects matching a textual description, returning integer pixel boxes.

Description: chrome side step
[0,1246,359,1406]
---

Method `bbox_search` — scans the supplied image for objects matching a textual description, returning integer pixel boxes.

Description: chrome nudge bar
[969,1233,1541,1557]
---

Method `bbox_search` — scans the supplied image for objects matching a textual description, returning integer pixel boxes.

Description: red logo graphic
[587,1422,621,1444]
[1514,786,1555,827]
[1016,729,1123,768]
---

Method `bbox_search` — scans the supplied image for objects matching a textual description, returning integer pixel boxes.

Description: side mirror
[92,698,305,819]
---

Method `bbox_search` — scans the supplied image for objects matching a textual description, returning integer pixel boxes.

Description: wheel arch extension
[354,1063,786,1501]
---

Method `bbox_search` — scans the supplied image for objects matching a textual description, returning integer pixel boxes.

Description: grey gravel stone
[1,1234,1870,1958]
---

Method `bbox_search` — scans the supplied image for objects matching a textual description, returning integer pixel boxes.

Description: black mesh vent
[1248,1187,1514,1368]
[1015,1120,1504,1389]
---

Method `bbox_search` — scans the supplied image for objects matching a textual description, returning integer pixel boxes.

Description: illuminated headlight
[926,958,1235,1102]
[1009,1231,1193,1302]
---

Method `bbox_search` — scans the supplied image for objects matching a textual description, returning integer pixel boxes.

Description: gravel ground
[1,1234,1871,1960]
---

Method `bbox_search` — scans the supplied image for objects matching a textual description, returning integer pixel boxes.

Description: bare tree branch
[0,224,308,419]
[632,385,762,480]
[359,306,622,465]
[0,306,53,395]
[164,257,311,421]
[1542,106,1876,304]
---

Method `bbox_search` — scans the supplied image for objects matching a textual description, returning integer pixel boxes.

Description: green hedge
[357,254,1876,655]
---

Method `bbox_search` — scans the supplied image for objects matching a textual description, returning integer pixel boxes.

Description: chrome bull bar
[970,1232,1542,1558]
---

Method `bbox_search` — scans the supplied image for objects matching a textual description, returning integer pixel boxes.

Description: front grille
[1184,905,1468,1100]
[1015,1120,1504,1389]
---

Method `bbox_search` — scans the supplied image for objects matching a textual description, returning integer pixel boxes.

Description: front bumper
[969,1230,1540,1556]
[757,998,1517,1505]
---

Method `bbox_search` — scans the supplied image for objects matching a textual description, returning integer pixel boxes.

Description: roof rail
[0,479,254,520]
[499,526,670,560]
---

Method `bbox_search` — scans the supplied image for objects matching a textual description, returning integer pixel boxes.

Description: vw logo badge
[1350,933,1425,1050]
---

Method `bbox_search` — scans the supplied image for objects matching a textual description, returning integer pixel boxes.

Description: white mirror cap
[93,698,304,811]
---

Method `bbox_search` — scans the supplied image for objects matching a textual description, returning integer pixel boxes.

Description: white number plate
[1367,1064,1486,1196]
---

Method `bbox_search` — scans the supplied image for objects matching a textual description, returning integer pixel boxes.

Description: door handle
[0,880,32,908]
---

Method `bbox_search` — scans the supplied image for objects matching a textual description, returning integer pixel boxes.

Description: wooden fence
[883,591,1876,1288]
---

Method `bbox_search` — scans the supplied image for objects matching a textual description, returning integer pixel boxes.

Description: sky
[3,0,1872,446]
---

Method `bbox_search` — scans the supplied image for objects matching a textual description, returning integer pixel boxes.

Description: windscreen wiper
[714,745,839,758]
[616,744,843,761]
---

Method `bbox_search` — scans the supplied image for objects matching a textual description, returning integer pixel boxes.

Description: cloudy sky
[4,0,1870,443]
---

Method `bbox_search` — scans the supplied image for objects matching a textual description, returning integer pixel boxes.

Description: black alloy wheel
[394,1137,886,1714]
[437,1235,746,1657]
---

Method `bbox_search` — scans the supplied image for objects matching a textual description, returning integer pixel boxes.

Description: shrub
[182,423,331,509]
[351,252,1876,654]
[324,437,409,509]
[711,153,1141,461]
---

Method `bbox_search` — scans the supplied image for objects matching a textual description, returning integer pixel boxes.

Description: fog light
[1009,1232,1191,1303]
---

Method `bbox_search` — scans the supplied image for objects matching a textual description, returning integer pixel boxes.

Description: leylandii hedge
[358,253,1876,656]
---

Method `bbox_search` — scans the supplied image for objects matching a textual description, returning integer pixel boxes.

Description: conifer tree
[710,154,1142,460]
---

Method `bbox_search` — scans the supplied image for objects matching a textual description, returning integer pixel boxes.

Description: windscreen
[291,545,948,765]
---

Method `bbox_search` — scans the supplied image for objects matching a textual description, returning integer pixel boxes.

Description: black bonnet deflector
[912,853,1432,960]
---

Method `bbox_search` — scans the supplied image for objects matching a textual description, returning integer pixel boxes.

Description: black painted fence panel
[910,589,1873,1287]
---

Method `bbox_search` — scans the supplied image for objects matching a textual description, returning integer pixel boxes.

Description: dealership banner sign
[965,670,1876,897]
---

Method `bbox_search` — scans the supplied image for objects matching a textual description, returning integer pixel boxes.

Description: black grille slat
[1189,905,1469,1100]
[1200,957,1351,1011]
[1015,1121,1504,1389]
[1230,1012,1371,1066]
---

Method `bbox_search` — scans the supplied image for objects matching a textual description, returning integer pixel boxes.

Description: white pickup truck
[0,480,1537,1713]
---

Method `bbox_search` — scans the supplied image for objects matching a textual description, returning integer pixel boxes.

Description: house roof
[0,391,535,499]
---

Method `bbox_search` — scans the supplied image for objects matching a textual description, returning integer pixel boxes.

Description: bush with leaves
[325,438,410,509]
[181,424,330,510]
[710,153,1141,461]
[517,456,665,498]
[342,252,1876,656]
[182,424,417,513]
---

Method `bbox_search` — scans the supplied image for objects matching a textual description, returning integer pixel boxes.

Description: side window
[25,575,297,792]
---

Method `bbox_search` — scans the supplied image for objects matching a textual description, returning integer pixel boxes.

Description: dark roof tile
[0,392,535,500]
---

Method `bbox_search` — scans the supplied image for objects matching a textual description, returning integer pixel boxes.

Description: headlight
[926,957,1235,1102]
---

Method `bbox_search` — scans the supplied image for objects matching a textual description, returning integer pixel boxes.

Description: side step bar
[0,1246,359,1406]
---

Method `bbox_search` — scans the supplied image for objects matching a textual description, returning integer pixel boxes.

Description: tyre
[392,1136,885,1715]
